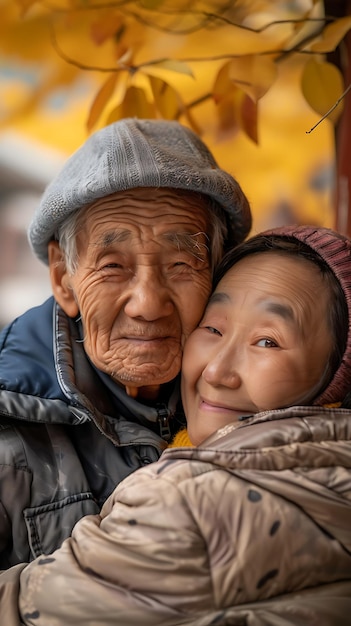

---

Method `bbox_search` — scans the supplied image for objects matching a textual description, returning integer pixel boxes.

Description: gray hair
[55,194,227,276]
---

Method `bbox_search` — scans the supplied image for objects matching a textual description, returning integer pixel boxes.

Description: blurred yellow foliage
[0,0,348,230]
[1,0,349,139]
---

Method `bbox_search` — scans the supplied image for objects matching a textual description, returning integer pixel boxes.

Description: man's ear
[48,241,79,318]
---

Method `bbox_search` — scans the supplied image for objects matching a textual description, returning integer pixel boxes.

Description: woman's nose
[123,269,174,320]
[202,348,242,389]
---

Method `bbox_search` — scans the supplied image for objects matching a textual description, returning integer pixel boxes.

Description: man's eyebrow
[96,230,131,248]
[162,232,209,257]
[93,231,210,255]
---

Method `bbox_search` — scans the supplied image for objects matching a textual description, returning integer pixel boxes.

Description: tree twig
[306,82,351,133]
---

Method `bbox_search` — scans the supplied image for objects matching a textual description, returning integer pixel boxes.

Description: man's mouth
[121,335,173,347]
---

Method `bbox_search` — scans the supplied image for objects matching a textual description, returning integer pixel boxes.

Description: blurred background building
[0,133,65,327]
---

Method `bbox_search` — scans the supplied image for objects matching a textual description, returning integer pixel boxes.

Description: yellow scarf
[168,428,193,448]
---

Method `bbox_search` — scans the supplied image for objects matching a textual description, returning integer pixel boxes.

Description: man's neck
[125,385,161,400]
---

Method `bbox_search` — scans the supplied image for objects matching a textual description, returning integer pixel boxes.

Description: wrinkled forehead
[217,249,323,286]
[211,250,330,325]
[71,188,211,246]
[83,188,212,221]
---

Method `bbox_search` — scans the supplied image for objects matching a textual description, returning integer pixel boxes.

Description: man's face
[52,188,212,396]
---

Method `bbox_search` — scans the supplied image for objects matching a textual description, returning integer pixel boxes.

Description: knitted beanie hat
[220,224,351,406]
[28,118,251,264]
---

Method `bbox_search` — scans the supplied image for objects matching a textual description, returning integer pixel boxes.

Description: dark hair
[213,234,349,402]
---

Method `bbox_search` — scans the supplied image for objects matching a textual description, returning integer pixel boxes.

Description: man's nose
[123,269,174,320]
[202,348,242,389]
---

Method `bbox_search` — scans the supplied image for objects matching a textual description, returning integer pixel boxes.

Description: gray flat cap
[28,118,251,264]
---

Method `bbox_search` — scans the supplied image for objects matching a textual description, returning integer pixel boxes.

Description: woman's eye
[256,338,278,348]
[204,326,222,336]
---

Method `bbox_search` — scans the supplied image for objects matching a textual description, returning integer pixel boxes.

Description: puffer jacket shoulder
[0,297,62,399]
[0,298,167,568]
[0,298,99,567]
[7,406,351,626]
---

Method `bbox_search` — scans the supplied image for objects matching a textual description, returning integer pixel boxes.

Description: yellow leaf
[181,106,203,137]
[215,86,258,145]
[117,48,134,67]
[141,0,165,8]
[90,13,124,47]
[215,95,240,143]
[105,85,156,125]
[301,59,344,124]
[16,0,38,17]
[87,73,119,132]
[144,59,194,78]
[149,76,180,119]
[213,56,277,104]
[311,16,351,53]
[239,94,258,144]
[228,55,277,102]
[212,62,232,105]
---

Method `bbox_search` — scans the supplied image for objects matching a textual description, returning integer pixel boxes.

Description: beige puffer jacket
[3,405,351,626]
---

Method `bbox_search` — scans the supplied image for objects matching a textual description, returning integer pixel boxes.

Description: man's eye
[100,263,124,270]
[256,338,278,348]
[169,256,207,271]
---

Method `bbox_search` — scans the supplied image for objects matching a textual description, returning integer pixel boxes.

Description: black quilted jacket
[0,297,180,568]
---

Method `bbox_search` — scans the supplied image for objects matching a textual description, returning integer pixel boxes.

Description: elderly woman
[0,118,251,568]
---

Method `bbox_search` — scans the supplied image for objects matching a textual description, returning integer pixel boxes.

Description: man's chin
[112,363,181,390]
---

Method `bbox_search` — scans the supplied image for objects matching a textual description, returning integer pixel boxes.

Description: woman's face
[182,252,333,445]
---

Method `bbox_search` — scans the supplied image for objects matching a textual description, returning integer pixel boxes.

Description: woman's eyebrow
[262,301,295,322]
[207,291,231,306]
[207,293,296,324]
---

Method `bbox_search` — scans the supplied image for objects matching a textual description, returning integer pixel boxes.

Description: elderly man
[0,118,251,568]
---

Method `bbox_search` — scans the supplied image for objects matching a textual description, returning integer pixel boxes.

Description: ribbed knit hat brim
[28,118,251,264]
[263,225,351,406]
